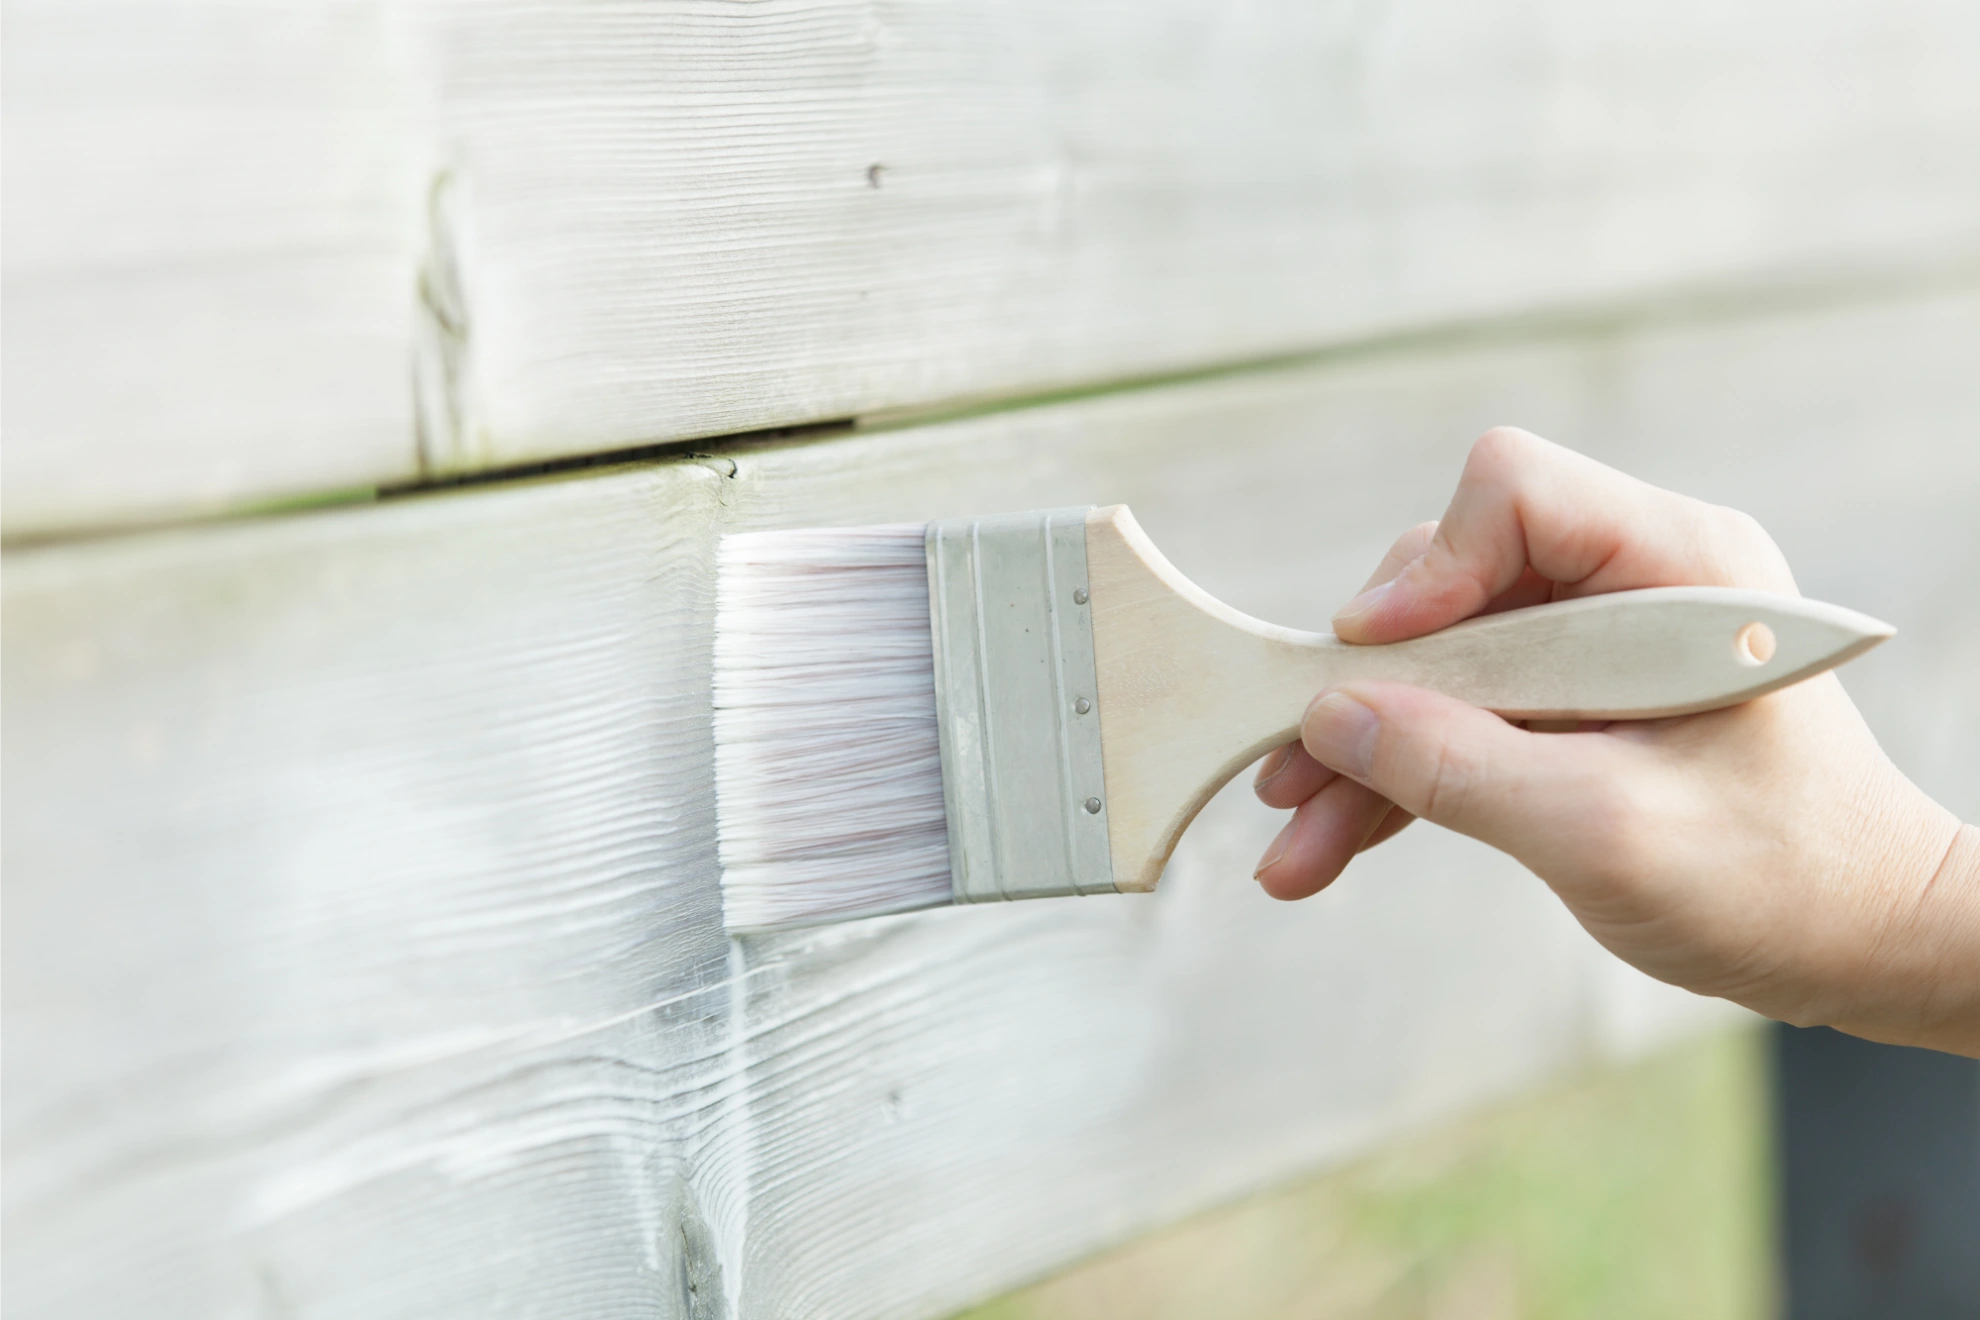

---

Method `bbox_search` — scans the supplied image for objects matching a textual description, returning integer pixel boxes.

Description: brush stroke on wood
[6,288,1977,1318]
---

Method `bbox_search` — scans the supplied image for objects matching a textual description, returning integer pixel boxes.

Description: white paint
[6,287,1977,1318]
[2,0,424,533]
[433,0,1980,478]
[7,0,1979,533]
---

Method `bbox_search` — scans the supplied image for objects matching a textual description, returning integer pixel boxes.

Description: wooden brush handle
[1083,505,1894,892]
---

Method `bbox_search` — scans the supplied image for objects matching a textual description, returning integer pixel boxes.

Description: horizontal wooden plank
[2,0,422,534]
[427,0,1980,473]
[7,0,1980,533]
[6,286,1978,1317]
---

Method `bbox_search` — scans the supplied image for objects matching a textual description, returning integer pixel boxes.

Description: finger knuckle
[1708,505,1795,589]
[1716,506,1772,553]
[1466,426,1538,481]
[1412,736,1476,825]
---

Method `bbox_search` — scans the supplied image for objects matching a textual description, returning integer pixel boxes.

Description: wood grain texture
[8,0,1980,533]
[2,0,422,535]
[7,287,1979,1318]
[425,0,1980,475]
[1087,491,1892,892]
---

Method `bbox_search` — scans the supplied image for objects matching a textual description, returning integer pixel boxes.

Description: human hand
[1251,428,1980,1055]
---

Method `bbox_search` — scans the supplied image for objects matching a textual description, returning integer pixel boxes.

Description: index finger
[1333,428,1797,644]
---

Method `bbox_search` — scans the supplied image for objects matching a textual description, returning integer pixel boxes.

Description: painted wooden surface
[2,0,420,534]
[7,0,1979,534]
[7,285,1977,1318]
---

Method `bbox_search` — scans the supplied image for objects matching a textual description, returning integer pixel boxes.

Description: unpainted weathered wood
[7,0,1980,533]
[6,288,1979,1319]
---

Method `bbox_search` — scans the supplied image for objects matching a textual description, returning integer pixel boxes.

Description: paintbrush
[713,505,1891,932]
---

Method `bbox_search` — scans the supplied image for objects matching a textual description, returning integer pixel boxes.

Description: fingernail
[1254,818,1293,880]
[1303,690,1379,782]
[1253,744,1294,795]
[1332,580,1391,629]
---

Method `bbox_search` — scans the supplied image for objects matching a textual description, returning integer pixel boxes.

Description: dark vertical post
[1774,1024,1980,1320]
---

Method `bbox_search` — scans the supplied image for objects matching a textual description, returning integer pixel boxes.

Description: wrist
[1832,816,1980,1056]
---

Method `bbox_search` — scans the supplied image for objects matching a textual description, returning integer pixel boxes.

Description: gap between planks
[6,250,1976,555]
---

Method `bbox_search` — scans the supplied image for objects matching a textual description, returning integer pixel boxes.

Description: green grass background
[955,1028,1772,1320]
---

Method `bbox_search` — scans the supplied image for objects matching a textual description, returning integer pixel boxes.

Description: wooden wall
[8,0,1977,533]
[5,3,1978,1317]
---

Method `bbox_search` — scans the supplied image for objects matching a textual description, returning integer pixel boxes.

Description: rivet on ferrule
[926,508,1116,902]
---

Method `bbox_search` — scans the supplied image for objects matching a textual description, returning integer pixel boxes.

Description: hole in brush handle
[1734,621,1777,666]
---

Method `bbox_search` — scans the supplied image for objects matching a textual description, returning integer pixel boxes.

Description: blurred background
[963,1027,1980,1320]
[963,1029,1771,1320]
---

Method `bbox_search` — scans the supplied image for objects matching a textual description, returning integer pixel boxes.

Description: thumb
[1299,680,1628,863]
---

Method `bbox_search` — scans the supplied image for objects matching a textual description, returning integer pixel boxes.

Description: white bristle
[713,523,954,931]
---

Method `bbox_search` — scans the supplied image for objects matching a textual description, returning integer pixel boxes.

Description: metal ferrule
[926,508,1116,903]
